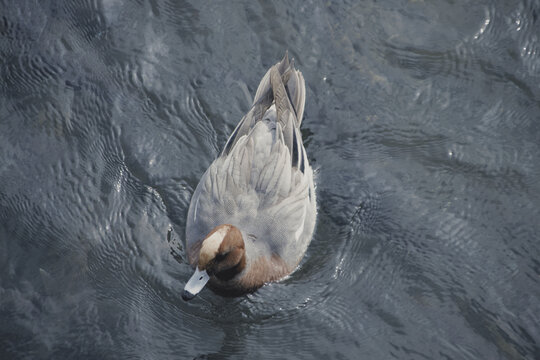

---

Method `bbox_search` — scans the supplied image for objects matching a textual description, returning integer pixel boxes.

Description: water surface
[1,0,540,359]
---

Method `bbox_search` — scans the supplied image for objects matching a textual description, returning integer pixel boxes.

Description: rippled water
[1,0,540,359]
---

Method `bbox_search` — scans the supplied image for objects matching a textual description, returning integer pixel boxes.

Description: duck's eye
[215,252,228,262]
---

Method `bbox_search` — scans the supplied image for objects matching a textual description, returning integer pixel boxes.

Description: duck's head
[182,224,246,301]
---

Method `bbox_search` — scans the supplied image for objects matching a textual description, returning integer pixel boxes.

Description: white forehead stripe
[200,226,229,256]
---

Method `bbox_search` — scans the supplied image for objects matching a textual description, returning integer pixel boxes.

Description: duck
[182,52,317,300]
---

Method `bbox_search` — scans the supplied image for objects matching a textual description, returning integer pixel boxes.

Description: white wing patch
[193,197,199,222]
[294,204,306,241]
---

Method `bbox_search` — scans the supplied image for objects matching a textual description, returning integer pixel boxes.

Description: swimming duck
[182,53,316,300]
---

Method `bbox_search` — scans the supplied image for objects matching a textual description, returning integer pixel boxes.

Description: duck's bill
[182,267,210,301]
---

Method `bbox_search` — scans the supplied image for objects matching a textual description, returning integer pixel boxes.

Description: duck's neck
[214,251,246,281]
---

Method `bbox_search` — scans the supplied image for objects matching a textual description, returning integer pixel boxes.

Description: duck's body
[183,53,316,299]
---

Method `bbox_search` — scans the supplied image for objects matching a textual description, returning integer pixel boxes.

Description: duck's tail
[222,52,306,158]
[252,51,306,128]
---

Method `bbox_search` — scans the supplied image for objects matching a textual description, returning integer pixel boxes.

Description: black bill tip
[182,289,196,301]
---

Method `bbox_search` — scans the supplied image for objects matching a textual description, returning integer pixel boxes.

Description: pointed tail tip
[281,50,291,69]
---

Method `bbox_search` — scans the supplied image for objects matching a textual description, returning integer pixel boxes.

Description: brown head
[182,224,246,300]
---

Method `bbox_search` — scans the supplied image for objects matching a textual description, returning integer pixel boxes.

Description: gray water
[1,0,540,359]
